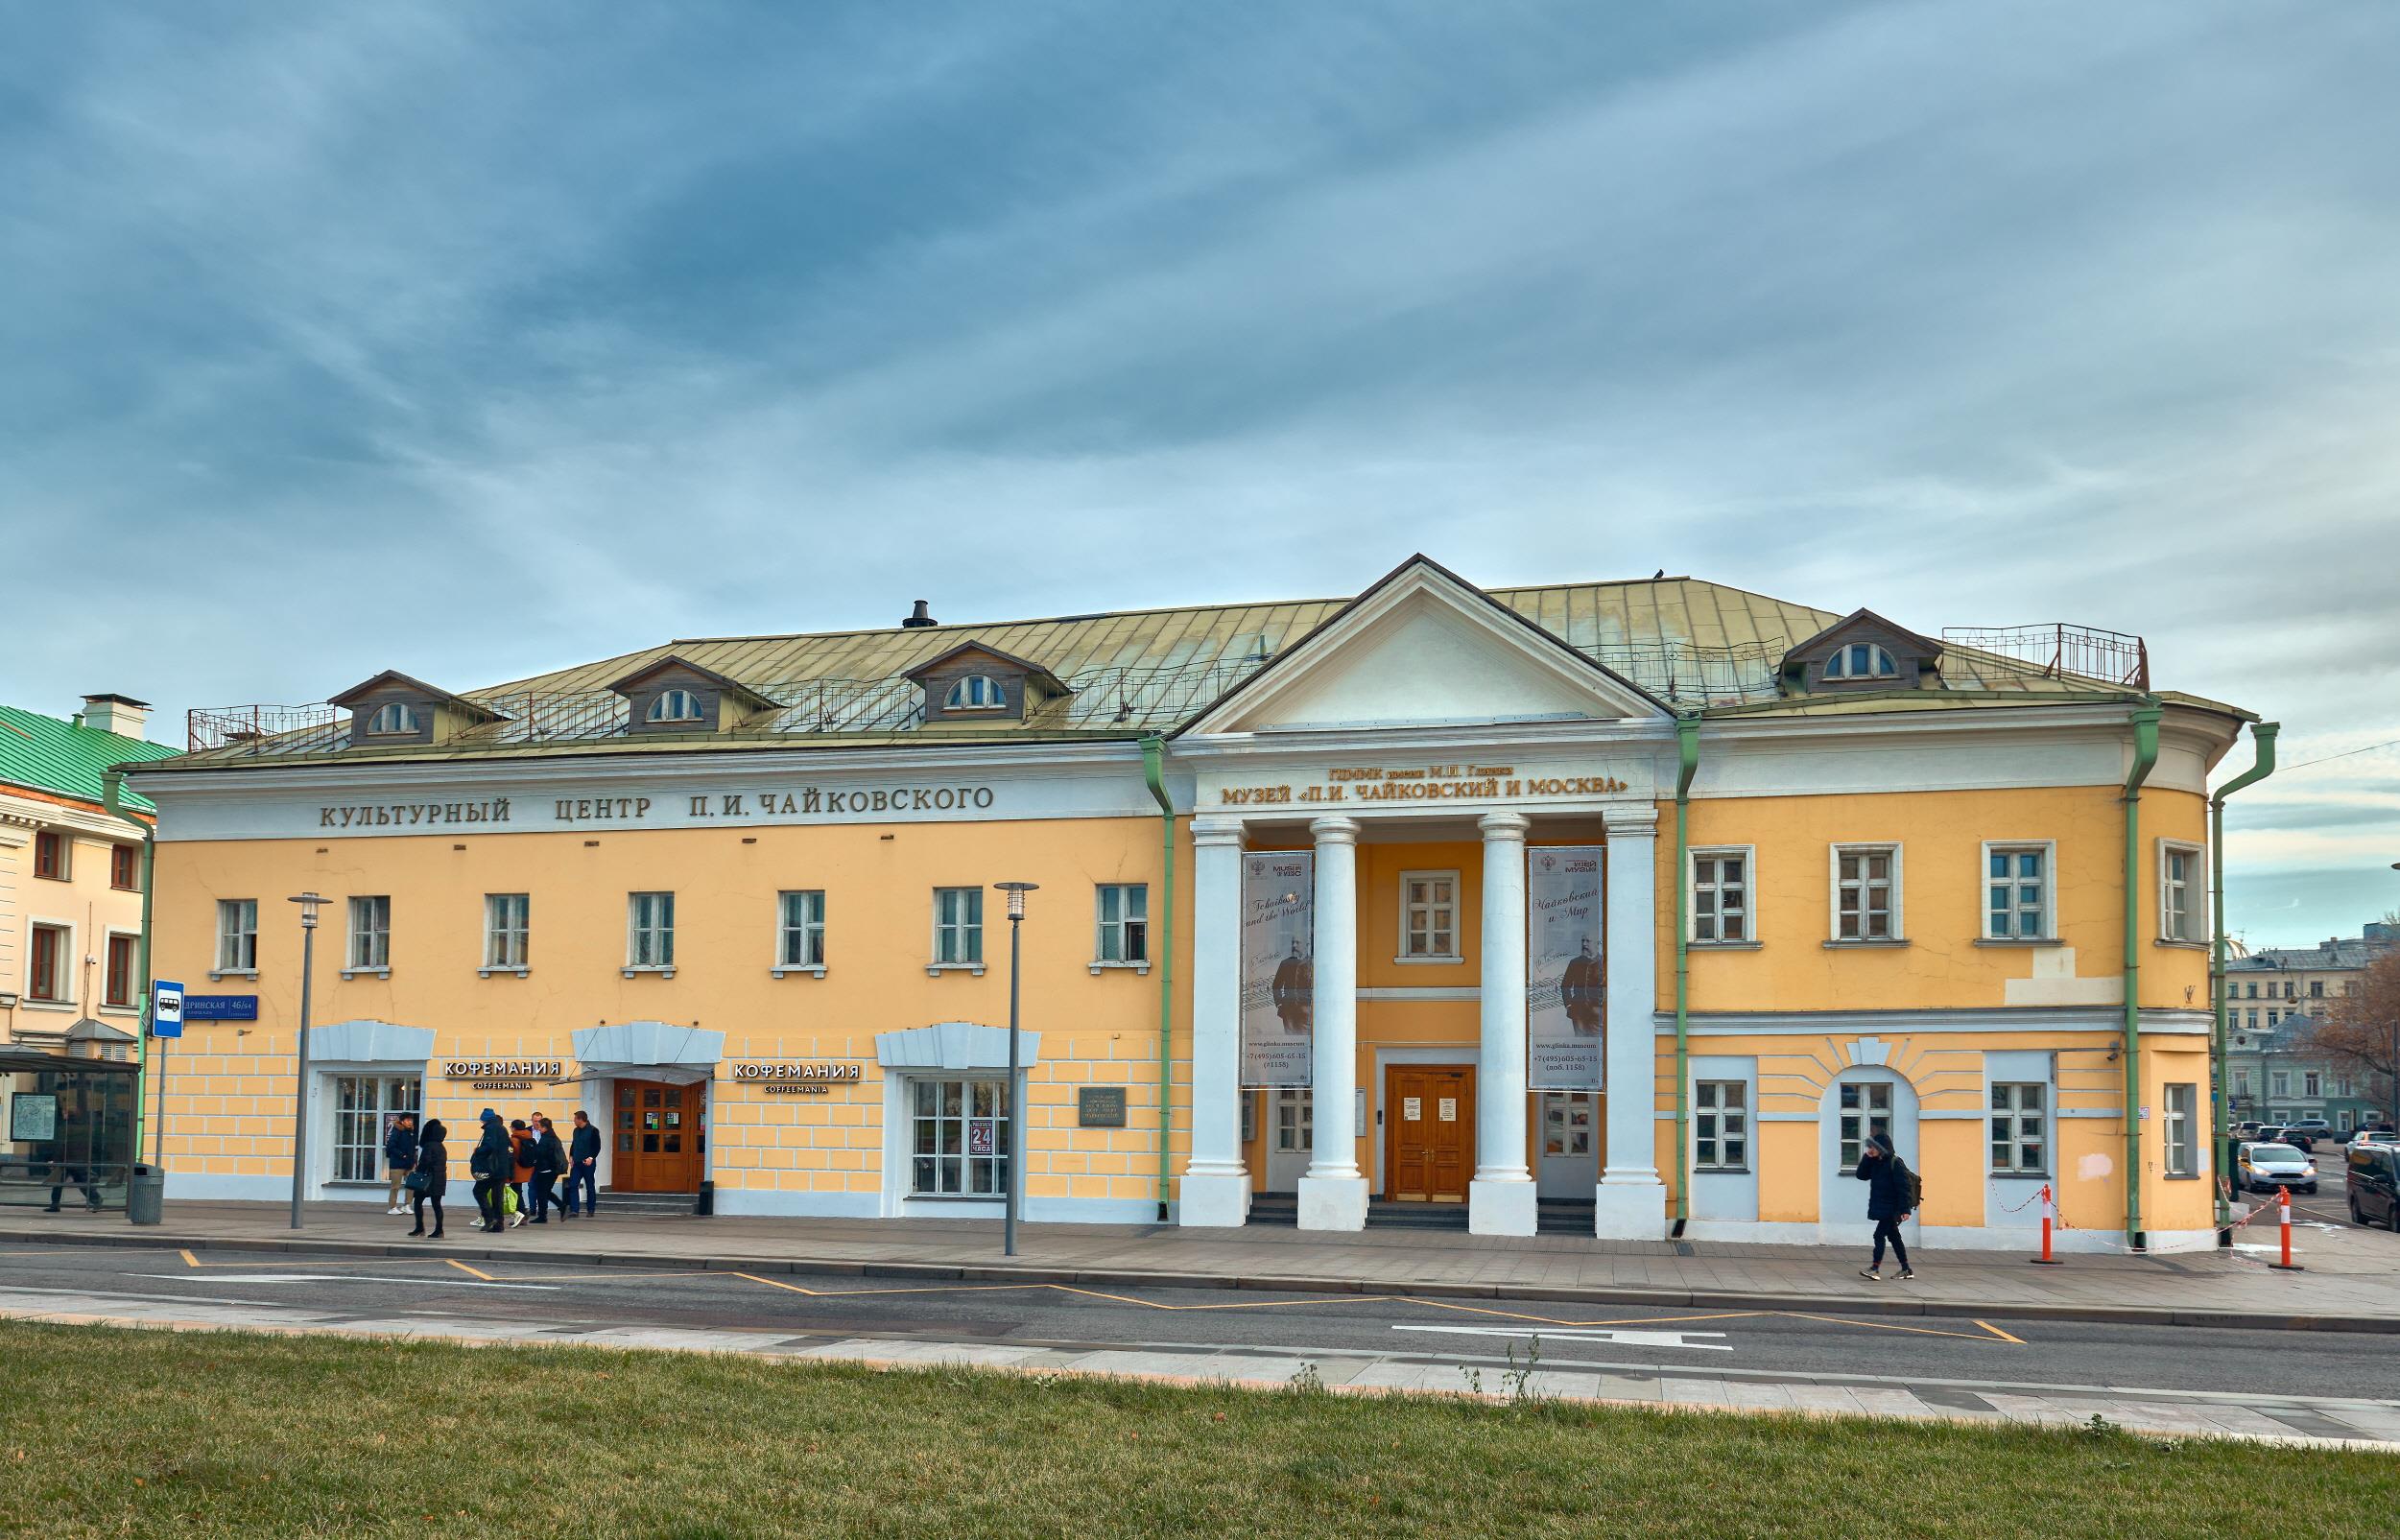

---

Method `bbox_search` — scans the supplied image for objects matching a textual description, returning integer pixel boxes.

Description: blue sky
[4,1,2396,945]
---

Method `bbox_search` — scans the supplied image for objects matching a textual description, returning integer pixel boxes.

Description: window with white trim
[33,829,66,880]
[2232,1069,2250,1098]
[1822,642,1898,680]
[105,934,137,1008]
[779,889,826,969]
[1694,1080,1747,1171]
[1275,1088,1312,1153]
[646,688,705,723]
[217,899,258,972]
[1398,870,1460,960]
[1837,1081,1891,1169]
[1095,884,1147,964]
[2163,1083,2196,1176]
[628,891,676,968]
[1989,1082,2047,1173]
[485,893,529,968]
[1984,844,2051,940]
[1690,848,1750,943]
[2303,1072,2320,1097]
[28,924,68,1003]
[942,675,1006,712]
[2269,1070,2290,1097]
[934,887,984,965]
[909,1077,1010,1196]
[1831,844,1898,940]
[2159,841,2201,942]
[364,701,418,736]
[346,895,391,970]
[332,1075,420,1182]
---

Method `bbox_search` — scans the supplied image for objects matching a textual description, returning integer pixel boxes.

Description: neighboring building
[2224,924,2397,1133]
[128,557,2254,1251]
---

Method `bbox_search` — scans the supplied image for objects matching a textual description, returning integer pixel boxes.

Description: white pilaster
[1469,811,1536,1236]
[1298,815,1367,1230]
[1594,804,1666,1240]
[1178,816,1250,1227]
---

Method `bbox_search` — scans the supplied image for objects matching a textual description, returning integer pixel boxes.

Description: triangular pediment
[1178,556,1668,736]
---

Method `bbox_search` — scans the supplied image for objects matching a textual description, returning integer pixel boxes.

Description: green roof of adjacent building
[0,703,180,813]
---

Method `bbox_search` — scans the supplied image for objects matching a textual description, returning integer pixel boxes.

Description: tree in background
[2309,947,2400,1128]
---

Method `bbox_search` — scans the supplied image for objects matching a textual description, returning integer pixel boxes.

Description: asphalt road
[2,1241,2392,1407]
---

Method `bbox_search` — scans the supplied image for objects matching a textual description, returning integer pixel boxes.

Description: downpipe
[100,770,157,1167]
[2121,702,2161,1251]
[2209,723,2277,1241]
[1142,737,1177,1222]
[1670,716,1699,1240]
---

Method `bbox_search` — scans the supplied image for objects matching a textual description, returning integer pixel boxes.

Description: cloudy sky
[5,2,2395,945]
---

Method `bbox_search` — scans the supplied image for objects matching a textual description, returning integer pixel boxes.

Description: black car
[2348,1143,2400,1231]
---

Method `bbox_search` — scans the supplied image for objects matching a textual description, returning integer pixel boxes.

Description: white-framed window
[2269,1070,2290,1097]
[779,889,827,969]
[2159,841,2202,942]
[646,688,705,723]
[364,701,418,736]
[216,898,259,972]
[1822,642,1898,680]
[1837,1080,1892,1169]
[2303,1072,2321,1097]
[27,923,69,1003]
[1989,1082,2047,1173]
[1829,843,1900,941]
[2310,980,2324,998]
[104,932,138,1008]
[2163,1083,2196,1176]
[332,1075,420,1182]
[32,829,67,881]
[1095,884,1148,966]
[484,893,530,969]
[933,887,984,965]
[1690,847,1752,944]
[1694,1080,1747,1171]
[2338,1077,2354,1097]
[1397,870,1461,961]
[942,675,1006,712]
[346,895,391,970]
[628,891,676,969]
[2268,1009,2281,1028]
[1275,1087,1313,1153]
[2232,1069,2250,1098]
[1982,842,2053,940]
[908,1077,1010,1196]
[2246,1008,2259,1030]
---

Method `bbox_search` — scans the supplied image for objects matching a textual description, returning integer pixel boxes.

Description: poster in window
[9,1093,59,1144]
[1240,852,1315,1087]
[1527,846,1604,1091]
[968,1121,994,1156]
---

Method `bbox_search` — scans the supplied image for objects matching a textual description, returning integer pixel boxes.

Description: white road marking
[1392,1324,1733,1352]
[132,1273,559,1291]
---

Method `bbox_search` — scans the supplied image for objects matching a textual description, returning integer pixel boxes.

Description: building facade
[128,558,2257,1250]
[2224,925,2396,1132]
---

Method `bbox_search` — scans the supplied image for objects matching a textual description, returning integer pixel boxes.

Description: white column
[1594,804,1666,1239]
[1178,816,1251,1227]
[1298,815,1368,1230]
[1469,811,1536,1236]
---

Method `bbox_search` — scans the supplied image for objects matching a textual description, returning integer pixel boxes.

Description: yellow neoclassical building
[127,557,2260,1251]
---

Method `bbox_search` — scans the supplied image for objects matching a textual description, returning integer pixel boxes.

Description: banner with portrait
[1526,846,1604,1091]
[1239,852,1315,1087]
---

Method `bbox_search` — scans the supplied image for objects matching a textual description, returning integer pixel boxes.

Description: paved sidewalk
[7,1286,2394,1450]
[6,1198,2395,1331]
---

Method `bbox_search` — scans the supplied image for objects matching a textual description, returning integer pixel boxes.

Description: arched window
[1823,643,1898,681]
[364,701,419,736]
[943,675,1007,711]
[646,688,705,723]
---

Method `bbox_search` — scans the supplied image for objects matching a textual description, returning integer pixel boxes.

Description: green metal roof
[0,703,179,813]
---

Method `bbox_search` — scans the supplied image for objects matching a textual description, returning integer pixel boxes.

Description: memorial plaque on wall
[1077,1087,1129,1128]
[1527,846,1604,1091]
[1240,852,1315,1087]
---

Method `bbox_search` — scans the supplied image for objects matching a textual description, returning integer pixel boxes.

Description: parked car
[2350,1125,2399,1147]
[2236,1141,2318,1195]
[2232,1121,2269,1140]
[2285,1118,2335,1141]
[2259,1126,2310,1150]
[2348,1143,2400,1230]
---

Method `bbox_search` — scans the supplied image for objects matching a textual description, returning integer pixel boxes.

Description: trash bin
[129,1164,165,1226]
[695,1180,714,1217]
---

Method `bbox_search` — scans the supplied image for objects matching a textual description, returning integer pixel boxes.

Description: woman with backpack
[469,1108,514,1233]
[1854,1130,1916,1281]
[405,1118,448,1240]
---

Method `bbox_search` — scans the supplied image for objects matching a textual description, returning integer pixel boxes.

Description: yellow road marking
[1975,1318,2026,1344]
[445,1259,495,1281]
[179,1249,200,1268]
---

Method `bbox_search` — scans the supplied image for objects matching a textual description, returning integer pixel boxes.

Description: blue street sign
[153,979,184,1039]
[183,995,259,1021]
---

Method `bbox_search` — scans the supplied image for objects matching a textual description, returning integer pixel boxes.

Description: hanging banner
[1527,846,1604,1091]
[1240,852,1315,1087]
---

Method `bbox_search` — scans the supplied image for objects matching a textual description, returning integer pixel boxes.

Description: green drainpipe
[2209,722,2277,1238]
[1141,737,1177,1221]
[1671,715,1699,1236]
[100,770,156,1168]
[2120,702,2162,1250]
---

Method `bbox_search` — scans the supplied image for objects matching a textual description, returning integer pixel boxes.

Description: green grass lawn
[1,1321,2390,1538]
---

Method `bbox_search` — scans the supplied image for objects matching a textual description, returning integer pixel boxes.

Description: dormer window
[364,702,420,736]
[944,675,1007,712]
[646,688,706,723]
[1822,643,1897,681]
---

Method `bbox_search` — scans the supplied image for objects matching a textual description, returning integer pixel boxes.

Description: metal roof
[0,703,179,811]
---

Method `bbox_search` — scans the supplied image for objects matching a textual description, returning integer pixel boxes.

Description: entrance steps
[591,1190,701,1220]
[1243,1194,1597,1234]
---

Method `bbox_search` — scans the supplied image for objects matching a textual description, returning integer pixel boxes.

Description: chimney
[81,694,152,741]
[901,600,938,629]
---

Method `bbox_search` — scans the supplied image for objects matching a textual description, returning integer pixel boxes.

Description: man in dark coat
[1854,1130,1915,1280]
[530,1116,568,1223]
[566,1109,602,1218]
[1271,939,1312,1035]
[382,1113,419,1215]
[1560,936,1604,1036]
[470,1108,514,1233]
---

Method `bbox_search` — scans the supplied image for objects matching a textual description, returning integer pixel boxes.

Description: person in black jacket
[565,1109,601,1217]
[1855,1130,1915,1281]
[469,1108,515,1233]
[382,1114,419,1216]
[530,1116,568,1222]
[406,1119,448,1239]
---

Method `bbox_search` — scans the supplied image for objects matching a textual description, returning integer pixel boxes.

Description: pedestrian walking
[566,1109,600,1217]
[469,1108,514,1233]
[383,1113,419,1215]
[406,1118,448,1239]
[509,1119,536,1229]
[1855,1130,1916,1281]
[531,1116,568,1222]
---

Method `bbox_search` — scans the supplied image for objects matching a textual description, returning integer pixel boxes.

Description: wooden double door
[1385,1065,1475,1203]
[613,1078,705,1193]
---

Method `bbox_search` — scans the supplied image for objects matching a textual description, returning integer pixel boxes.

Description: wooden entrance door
[1385,1065,1475,1203]
[613,1078,704,1192]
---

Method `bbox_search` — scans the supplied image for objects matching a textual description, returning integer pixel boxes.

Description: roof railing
[1939,624,2149,692]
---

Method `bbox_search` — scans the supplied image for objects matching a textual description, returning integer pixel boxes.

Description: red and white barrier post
[2028,1182,2061,1266]
[2268,1184,2304,1271]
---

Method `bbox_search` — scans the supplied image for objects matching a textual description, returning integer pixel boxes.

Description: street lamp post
[994,882,1038,1258]
[287,892,330,1230]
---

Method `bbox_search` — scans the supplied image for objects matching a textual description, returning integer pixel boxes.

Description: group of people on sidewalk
[376,1107,600,1240]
